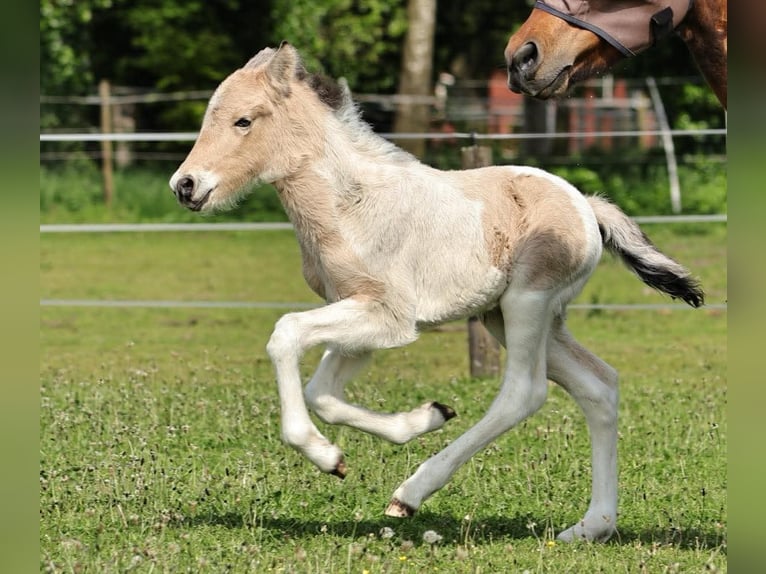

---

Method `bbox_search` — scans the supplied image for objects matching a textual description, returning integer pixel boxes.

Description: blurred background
[40,0,726,223]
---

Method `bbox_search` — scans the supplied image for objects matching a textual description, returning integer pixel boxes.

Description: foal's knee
[304,385,339,424]
[266,314,300,362]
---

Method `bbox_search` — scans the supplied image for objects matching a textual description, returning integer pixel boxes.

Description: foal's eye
[234,118,252,128]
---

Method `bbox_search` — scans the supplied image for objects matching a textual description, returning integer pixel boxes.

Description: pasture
[40,223,726,572]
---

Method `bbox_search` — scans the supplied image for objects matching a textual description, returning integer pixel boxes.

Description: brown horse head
[505,3,622,99]
[505,0,726,108]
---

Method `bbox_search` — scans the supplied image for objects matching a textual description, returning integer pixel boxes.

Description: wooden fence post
[461,144,501,378]
[99,79,114,207]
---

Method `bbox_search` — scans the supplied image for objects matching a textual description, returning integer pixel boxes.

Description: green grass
[40,223,726,572]
[39,164,287,224]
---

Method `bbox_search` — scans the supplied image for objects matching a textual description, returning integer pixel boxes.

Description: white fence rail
[39,214,727,234]
[40,216,726,312]
[39,128,726,143]
[39,299,727,311]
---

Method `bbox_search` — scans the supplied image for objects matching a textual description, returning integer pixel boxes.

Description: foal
[170,43,703,542]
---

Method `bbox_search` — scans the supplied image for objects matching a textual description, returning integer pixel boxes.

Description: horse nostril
[513,42,539,74]
[175,176,195,200]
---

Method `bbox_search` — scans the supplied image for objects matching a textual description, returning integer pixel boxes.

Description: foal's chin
[192,186,251,214]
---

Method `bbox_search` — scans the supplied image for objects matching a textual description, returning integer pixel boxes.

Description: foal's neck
[274,103,422,232]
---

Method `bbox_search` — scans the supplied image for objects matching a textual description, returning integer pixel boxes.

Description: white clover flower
[379,526,395,539]
[423,530,443,544]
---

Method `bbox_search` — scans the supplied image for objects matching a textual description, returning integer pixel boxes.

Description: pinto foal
[170,43,703,542]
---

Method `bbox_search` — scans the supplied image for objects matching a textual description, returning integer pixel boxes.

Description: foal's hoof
[431,401,457,421]
[556,518,616,543]
[384,498,415,518]
[330,457,347,479]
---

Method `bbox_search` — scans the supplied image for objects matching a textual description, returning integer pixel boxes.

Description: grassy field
[40,223,727,572]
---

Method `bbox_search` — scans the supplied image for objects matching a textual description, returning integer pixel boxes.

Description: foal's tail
[587,196,704,308]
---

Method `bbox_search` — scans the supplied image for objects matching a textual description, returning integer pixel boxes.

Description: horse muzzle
[169,172,216,212]
[506,40,573,99]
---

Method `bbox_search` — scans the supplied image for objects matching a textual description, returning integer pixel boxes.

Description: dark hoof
[330,458,347,479]
[384,498,416,518]
[432,401,457,421]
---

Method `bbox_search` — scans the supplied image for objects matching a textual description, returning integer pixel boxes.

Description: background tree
[392,0,436,157]
[40,0,718,139]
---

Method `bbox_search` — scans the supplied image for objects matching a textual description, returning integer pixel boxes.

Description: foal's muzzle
[170,174,213,211]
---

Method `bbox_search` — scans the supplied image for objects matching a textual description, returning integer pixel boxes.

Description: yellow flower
[546,540,556,548]
[399,555,408,561]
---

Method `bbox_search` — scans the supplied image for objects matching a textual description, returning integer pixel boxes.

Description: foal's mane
[309,73,414,163]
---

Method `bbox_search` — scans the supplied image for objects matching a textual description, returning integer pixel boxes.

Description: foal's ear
[337,78,354,107]
[267,41,300,95]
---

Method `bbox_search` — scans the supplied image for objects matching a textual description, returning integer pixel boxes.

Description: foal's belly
[413,266,508,327]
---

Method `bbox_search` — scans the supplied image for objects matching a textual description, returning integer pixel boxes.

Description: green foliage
[98,1,239,91]
[40,0,115,130]
[271,0,408,92]
[40,0,115,96]
[676,84,724,130]
[40,164,288,224]
[547,149,726,216]
[40,0,723,138]
[39,150,726,224]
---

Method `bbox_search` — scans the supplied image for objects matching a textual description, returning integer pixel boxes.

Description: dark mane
[305,73,346,111]
[244,47,345,112]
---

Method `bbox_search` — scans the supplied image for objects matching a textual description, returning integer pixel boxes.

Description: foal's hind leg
[386,289,552,516]
[547,319,619,542]
[305,347,456,445]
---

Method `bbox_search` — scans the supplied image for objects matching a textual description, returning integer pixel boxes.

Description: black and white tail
[587,196,704,308]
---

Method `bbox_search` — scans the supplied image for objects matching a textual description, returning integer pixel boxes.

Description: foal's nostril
[512,42,539,74]
[175,176,195,200]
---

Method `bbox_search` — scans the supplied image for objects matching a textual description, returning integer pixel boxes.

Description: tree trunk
[522,96,555,157]
[393,0,437,158]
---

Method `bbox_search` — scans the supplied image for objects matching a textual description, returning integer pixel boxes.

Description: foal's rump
[456,165,703,308]
[452,165,603,294]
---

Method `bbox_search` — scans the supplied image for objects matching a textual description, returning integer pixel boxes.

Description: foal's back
[348,162,603,327]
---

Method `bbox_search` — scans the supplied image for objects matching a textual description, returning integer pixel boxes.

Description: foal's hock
[170,42,703,542]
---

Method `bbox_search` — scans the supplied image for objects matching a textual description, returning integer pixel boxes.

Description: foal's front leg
[267,297,435,476]
[305,348,456,445]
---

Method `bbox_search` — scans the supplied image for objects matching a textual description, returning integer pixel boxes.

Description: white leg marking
[547,323,619,542]
[267,298,417,475]
[386,288,553,515]
[305,348,456,444]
